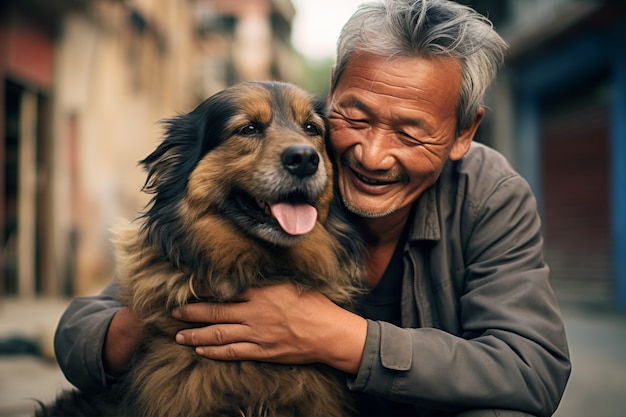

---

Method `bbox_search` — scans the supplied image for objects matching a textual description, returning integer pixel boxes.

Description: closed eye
[344,116,369,129]
[236,123,264,137]
[398,131,419,144]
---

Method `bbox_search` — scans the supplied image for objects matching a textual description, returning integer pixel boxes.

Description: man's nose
[354,128,395,171]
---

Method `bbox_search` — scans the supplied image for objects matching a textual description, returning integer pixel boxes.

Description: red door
[541,77,612,304]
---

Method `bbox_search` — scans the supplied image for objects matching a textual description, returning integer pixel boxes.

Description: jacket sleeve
[54,282,123,391]
[348,173,571,417]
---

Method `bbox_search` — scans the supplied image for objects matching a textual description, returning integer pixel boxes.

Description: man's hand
[172,283,367,374]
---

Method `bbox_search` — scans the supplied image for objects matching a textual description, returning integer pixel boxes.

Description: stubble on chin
[341,195,398,219]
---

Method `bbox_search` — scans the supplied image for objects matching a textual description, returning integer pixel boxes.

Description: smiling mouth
[233,190,318,236]
[351,168,400,186]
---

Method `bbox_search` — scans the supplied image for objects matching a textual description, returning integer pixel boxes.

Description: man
[55,1,571,416]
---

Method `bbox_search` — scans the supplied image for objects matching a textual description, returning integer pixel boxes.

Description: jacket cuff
[347,320,413,394]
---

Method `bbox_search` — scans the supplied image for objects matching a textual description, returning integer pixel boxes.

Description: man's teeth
[355,171,387,185]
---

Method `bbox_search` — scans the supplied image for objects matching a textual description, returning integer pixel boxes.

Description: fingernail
[172,308,181,319]
[175,333,185,344]
[196,347,204,355]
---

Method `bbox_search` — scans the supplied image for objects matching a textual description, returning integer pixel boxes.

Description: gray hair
[333,0,508,135]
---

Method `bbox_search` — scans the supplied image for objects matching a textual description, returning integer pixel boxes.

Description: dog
[36,81,364,417]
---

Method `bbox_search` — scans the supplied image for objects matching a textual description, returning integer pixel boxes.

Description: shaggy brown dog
[36,81,364,417]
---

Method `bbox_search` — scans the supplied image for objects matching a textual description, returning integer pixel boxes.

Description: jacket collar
[407,183,441,242]
[408,173,443,241]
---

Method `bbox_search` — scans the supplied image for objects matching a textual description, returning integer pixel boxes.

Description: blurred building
[465,0,626,308]
[0,0,299,298]
[3,0,625,310]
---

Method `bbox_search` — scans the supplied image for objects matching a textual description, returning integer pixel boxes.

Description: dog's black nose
[282,145,320,178]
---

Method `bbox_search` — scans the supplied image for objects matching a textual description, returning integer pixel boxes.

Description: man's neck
[353,208,410,248]
[351,208,410,288]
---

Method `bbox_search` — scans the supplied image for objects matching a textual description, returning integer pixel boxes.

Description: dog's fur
[37,81,364,417]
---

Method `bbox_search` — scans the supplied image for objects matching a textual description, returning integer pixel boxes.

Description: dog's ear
[140,94,235,196]
[141,114,201,197]
[312,96,328,122]
[138,93,236,263]
[312,95,338,170]
[312,95,330,140]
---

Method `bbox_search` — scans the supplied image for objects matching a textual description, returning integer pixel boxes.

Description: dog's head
[139,81,334,262]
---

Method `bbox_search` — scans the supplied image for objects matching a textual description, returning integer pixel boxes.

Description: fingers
[171,284,295,325]
[176,324,250,347]
[176,326,302,364]
[172,301,256,359]
[196,342,269,362]
[172,300,245,324]
[175,324,277,362]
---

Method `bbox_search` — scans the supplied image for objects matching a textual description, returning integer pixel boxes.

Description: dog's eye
[237,124,263,137]
[303,123,322,137]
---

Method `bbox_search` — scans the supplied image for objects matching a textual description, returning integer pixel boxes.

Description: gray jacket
[54,143,570,416]
[348,143,570,416]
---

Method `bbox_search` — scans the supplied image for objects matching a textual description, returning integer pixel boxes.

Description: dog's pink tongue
[269,202,318,235]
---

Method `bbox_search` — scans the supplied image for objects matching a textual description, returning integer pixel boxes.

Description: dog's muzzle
[265,145,321,236]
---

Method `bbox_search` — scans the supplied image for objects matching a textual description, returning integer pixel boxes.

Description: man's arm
[54,282,145,391]
[102,304,145,375]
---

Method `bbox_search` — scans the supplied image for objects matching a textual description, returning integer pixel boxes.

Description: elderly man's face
[328,53,481,219]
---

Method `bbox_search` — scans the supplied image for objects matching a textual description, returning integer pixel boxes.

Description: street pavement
[0,298,71,417]
[553,302,626,417]
[0,297,625,417]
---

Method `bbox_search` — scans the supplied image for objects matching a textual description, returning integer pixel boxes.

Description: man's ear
[449,107,484,161]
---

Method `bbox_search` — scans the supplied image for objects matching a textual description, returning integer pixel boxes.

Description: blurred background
[0,0,625,416]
